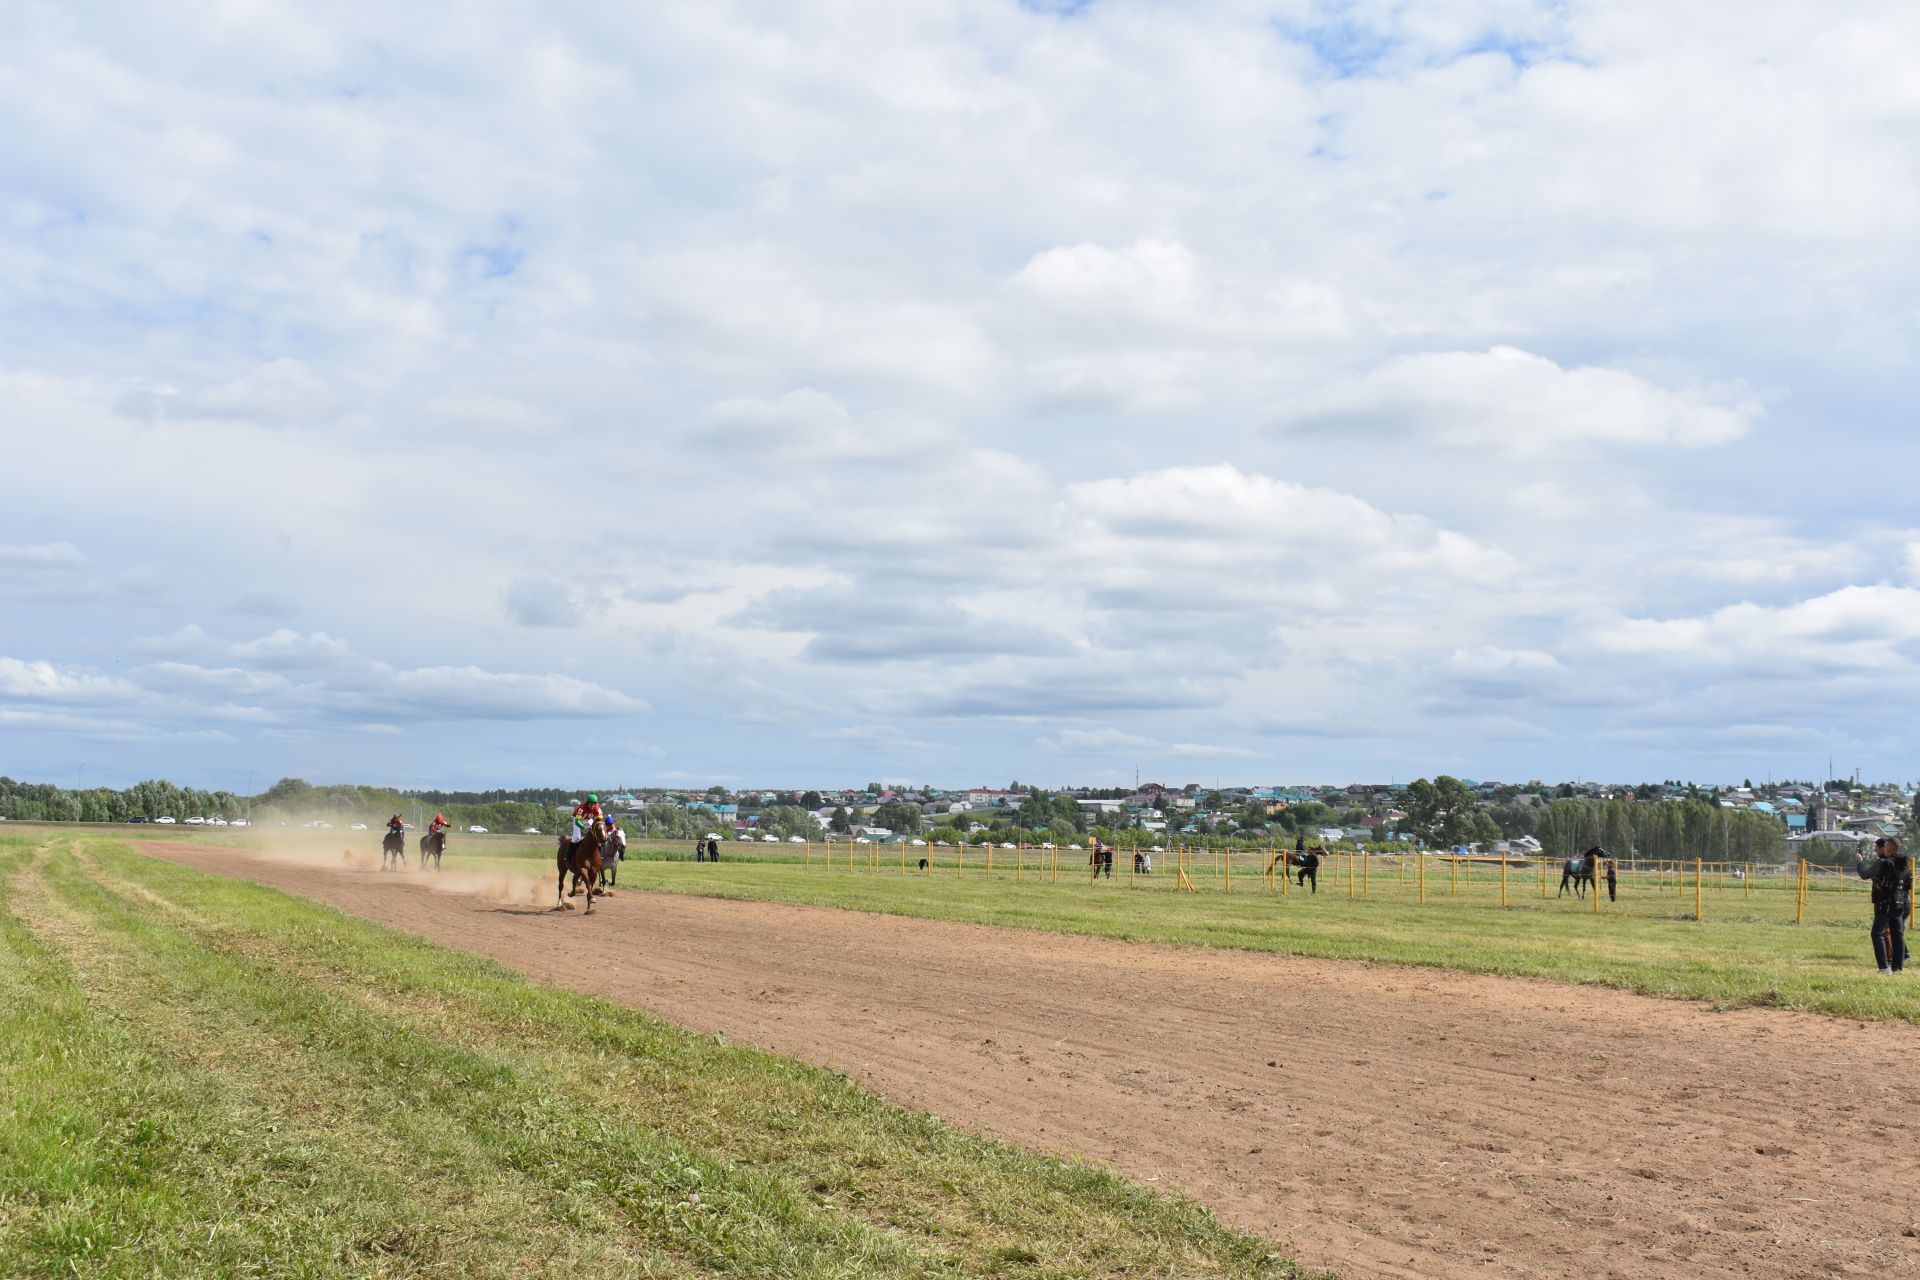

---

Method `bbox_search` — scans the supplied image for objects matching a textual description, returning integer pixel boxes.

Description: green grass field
[90,822,1918,1023]
[0,832,1317,1279]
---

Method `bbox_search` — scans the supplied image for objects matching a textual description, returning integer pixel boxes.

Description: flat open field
[0,832,1309,1280]
[112,833,1920,1279]
[141,824,1920,1023]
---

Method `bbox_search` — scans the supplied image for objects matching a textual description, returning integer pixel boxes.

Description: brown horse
[555,822,606,913]
[418,828,446,871]
[1268,848,1323,892]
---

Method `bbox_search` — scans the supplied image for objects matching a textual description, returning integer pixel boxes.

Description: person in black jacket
[1857,836,1911,973]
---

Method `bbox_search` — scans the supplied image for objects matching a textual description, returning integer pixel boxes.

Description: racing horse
[418,827,446,871]
[555,821,608,913]
[597,824,627,888]
[1558,847,1602,899]
[380,826,407,872]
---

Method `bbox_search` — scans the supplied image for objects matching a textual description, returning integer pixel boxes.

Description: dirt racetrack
[138,842,1918,1279]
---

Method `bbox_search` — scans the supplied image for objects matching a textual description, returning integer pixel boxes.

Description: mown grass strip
[2,835,1316,1280]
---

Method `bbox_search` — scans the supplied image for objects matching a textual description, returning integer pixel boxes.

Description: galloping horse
[418,827,446,871]
[598,825,628,888]
[1268,848,1323,893]
[380,826,407,872]
[1558,847,1601,898]
[556,821,607,913]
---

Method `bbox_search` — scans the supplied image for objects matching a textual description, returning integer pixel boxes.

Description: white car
[468,825,488,834]
[349,823,368,831]
[1040,842,1055,849]
[230,819,249,827]
[787,835,805,843]
[315,821,332,830]
[1150,844,1164,852]
[762,833,780,843]
[1069,843,1083,850]
[185,816,206,825]
[910,838,926,847]
[523,827,541,834]
[156,816,177,824]
[998,842,1014,849]
[210,818,229,827]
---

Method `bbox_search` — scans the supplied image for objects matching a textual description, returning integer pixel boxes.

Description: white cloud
[4,2,1919,784]
[0,657,137,704]
[1274,347,1758,451]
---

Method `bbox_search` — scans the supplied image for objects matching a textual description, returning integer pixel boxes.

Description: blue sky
[3,1,1918,792]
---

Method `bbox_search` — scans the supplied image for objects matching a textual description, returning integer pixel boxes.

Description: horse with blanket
[1558,847,1603,898]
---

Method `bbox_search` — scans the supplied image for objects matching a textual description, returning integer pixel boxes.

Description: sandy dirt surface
[134,842,1919,1279]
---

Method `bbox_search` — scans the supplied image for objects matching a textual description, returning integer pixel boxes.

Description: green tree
[871,801,924,834]
[1404,776,1482,847]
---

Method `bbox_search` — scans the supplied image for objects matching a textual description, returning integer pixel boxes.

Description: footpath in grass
[600,859,1920,1025]
[0,834,1318,1280]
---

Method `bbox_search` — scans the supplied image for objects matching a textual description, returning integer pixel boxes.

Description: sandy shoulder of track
[133,841,1918,1280]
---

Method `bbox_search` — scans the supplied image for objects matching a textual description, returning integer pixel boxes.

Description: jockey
[386,813,404,835]
[428,812,450,835]
[570,794,604,844]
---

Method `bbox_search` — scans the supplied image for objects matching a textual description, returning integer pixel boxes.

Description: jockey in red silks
[386,813,404,836]
[569,795,604,845]
[428,812,450,836]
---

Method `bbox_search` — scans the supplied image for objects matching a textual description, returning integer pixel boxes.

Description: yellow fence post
[1539,854,1548,898]
[1745,860,1752,898]
[805,839,811,869]
[1501,856,1509,909]
[1361,850,1369,898]
[1449,855,1457,896]
[1346,851,1355,899]
[1016,842,1023,882]
[1418,850,1427,904]
[1795,857,1806,924]
[1694,857,1703,922]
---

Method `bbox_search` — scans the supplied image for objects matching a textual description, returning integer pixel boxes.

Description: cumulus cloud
[1273,347,1759,451]
[3,2,1918,783]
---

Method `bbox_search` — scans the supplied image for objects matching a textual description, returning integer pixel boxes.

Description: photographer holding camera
[1856,836,1911,974]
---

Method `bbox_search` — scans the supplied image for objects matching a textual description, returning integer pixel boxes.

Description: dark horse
[1268,848,1322,893]
[1558,847,1602,898]
[380,827,406,872]
[418,828,446,871]
[556,822,607,914]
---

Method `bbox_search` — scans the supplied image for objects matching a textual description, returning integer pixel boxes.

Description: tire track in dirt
[135,842,1920,1279]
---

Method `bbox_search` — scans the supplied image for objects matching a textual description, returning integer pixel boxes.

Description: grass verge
[0,834,1318,1279]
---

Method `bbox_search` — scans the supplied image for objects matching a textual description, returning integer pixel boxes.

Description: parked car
[522,827,542,834]
[787,835,805,843]
[761,833,780,843]
[185,816,205,825]
[910,839,926,847]
[349,823,368,831]
[998,842,1014,849]
[127,816,148,824]
[156,816,176,825]
[1040,842,1054,849]
[467,825,488,834]
[229,819,249,827]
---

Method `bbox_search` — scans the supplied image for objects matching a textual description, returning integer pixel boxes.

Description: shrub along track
[142,841,1917,1279]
